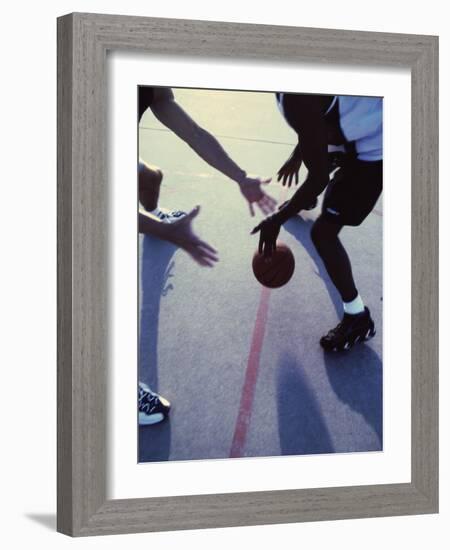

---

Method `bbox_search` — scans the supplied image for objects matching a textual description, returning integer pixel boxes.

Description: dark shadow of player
[284,216,342,318]
[138,235,176,462]
[323,346,383,449]
[277,352,334,456]
[284,216,382,449]
[283,217,382,448]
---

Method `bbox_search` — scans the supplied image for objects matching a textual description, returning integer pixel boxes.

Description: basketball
[252,242,295,288]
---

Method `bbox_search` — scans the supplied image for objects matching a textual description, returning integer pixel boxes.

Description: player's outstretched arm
[139,206,218,268]
[150,88,276,216]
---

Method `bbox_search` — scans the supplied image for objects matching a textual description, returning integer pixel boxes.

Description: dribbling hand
[251,216,281,258]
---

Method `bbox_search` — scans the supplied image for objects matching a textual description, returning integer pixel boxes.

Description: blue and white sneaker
[138,382,171,426]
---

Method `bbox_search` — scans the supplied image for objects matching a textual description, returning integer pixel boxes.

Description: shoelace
[138,388,158,413]
[157,210,185,220]
[326,316,355,339]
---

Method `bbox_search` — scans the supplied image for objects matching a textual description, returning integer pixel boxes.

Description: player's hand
[166,206,218,267]
[251,216,281,258]
[238,174,277,217]
[277,144,302,187]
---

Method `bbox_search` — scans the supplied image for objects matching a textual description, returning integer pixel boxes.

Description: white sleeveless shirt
[276,94,383,162]
[335,96,382,161]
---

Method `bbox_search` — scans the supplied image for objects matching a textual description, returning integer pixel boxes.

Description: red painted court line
[229,286,271,458]
[229,187,288,458]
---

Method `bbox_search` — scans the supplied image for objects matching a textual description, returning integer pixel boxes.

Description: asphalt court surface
[138,88,383,462]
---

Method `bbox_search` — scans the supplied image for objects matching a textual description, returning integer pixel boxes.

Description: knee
[139,161,163,182]
[152,167,163,184]
[310,220,325,250]
[311,218,339,252]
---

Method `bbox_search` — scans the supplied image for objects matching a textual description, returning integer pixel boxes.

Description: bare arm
[273,94,329,224]
[251,95,330,257]
[149,88,246,183]
[141,87,276,216]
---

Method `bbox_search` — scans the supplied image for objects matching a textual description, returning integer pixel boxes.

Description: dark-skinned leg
[139,161,163,212]
[310,214,375,350]
[310,215,358,303]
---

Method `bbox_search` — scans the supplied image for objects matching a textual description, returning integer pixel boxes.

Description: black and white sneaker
[320,307,376,352]
[138,382,171,426]
[149,207,187,224]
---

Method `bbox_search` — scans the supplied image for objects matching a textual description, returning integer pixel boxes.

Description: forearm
[273,173,329,225]
[186,126,246,183]
[151,97,246,184]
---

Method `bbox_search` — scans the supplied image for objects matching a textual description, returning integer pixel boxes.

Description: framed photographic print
[57,13,438,536]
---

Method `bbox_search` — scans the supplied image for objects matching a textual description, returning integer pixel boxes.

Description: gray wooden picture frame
[57,12,438,537]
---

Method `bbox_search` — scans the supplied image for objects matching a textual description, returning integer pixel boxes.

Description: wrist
[272,202,297,225]
[234,169,247,185]
[268,211,285,226]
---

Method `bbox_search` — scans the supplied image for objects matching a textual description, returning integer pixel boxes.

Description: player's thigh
[321,159,382,226]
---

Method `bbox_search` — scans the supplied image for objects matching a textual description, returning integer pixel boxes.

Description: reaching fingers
[189,250,213,267]
[257,196,276,215]
[186,244,217,268]
[248,202,255,217]
[193,242,219,262]
[195,238,217,254]
[258,203,271,216]
[295,171,299,185]
[261,177,272,185]
[195,256,216,268]
[259,204,271,216]
[264,194,277,208]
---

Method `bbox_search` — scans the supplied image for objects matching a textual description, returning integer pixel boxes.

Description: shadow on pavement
[139,419,172,462]
[283,217,382,451]
[323,345,383,448]
[284,216,342,318]
[139,236,176,390]
[277,352,334,456]
[138,235,177,462]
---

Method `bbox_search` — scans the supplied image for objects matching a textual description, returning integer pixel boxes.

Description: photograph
[137,86,383,463]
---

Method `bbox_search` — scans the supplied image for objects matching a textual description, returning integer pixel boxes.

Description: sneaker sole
[138,412,166,426]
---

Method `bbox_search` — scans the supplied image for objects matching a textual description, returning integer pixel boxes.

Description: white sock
[343,294,365,315]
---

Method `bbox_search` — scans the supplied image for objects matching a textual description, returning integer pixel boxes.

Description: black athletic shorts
[321,157,383,226]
